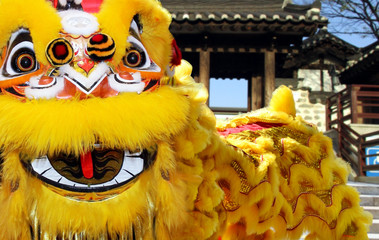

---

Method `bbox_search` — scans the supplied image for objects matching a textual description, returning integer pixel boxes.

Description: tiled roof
[341,42,379,74]
[302,29,359,54]
[160,0,285,12]
[339,41,379,84]
[160,0,327,24]
[169,11,327,23]
[283,30,360,69]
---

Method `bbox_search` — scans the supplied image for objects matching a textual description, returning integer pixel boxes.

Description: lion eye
[13,51,36,72]
[1,29,39,77]
[124,49,143,68]
[122,36,160,72]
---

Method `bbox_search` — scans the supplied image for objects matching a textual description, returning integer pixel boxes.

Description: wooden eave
[339,43,379,84]
[283,30,359,69]
[162,0,327,37]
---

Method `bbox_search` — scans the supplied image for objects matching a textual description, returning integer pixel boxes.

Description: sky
[209,78,248,109]
[335,34,376,48]
[293,0,377,48]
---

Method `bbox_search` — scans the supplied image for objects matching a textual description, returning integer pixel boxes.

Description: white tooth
[125,150,142,157]
[123,155,144,176]
[131,72,141,82]
[59,177,79,187]
[31,157,81,186]
[40,165,66,182]
[114,170,133,183]
[31,157,52,174]
[102,180,118,187]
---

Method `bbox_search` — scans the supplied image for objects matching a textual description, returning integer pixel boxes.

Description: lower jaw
[42,179,137,202]
[24,147,156,202]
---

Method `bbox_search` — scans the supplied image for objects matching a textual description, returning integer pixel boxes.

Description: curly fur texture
[0,0,372,239]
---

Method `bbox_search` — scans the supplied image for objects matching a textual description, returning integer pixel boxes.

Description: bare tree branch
[321,0,379,40]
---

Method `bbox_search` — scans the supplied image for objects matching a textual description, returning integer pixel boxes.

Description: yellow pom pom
[269,85,296,117]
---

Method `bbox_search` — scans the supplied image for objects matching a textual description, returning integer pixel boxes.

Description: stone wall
[292,89,328,131]
[277,69,344,132]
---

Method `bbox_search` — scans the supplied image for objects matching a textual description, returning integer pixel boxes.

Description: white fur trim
[59,10,99,35]
[59,0,67,5]
[74,0,82,4]
[108,72,145,94]
[25,76,65,100]
[166,65,175,78]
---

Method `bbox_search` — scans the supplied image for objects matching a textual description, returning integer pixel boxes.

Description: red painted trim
[82,0,103,13]
[218,122,284,137]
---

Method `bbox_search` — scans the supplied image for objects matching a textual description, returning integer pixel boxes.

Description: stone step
[370,219,379,233]
[369,233,379,240]
[360,195,379,206]
[365,206,379,218]
[349,182,379,195]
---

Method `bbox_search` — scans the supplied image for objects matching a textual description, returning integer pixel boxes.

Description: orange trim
[61,31,100,39]
[117,64,164,80]
[1,88,26,100]
[12,85,27,95]
[0,64,46,88]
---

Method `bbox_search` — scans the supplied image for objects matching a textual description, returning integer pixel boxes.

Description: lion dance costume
[0,0,372,239]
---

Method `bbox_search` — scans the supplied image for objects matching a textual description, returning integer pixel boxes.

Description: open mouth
[24,146,156,193]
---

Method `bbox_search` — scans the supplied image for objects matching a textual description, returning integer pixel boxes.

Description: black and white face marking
[123,20,160,72]
[0,29,39,80]
[25,147,156,193]
[59,62,111,94]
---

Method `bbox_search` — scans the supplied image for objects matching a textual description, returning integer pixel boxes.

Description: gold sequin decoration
[226,126,311,158]
[299,180,314,193]
[315,190,333,206]
[249,154,261,167]
[333,173,345,185]
[231,160,253,194]
[343,222,358,237]
[218,179,240,212]
[329,219,337,229]
[341,198,352,210]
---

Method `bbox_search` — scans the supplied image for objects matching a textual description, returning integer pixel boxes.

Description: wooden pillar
[351,85,363,124]
[199,49,210,104]
[250,76,263,111]
[264,51,275,106]
[320,57,325,91]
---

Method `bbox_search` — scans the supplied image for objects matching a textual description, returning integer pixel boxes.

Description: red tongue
[80,151,94,179]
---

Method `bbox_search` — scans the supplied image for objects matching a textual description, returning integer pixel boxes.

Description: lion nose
[77,58,95,74]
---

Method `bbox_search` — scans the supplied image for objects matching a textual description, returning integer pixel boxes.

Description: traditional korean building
[284,29,359,92]
[325,41,379,177]
[160,0,328,110]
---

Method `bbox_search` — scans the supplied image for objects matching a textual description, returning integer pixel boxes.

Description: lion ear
[0,0,62,65]
[170,39,182,67]
[97,0,173,69]
[269,85,296,117]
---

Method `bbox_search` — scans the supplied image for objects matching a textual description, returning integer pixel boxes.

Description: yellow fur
[97,0,173,70]
[215,84,372,239]
[0,0,61,65]
[0,87,189,156]
[0,0,372,239]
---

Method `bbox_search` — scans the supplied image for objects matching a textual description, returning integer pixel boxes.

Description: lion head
[0,0,216,239]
